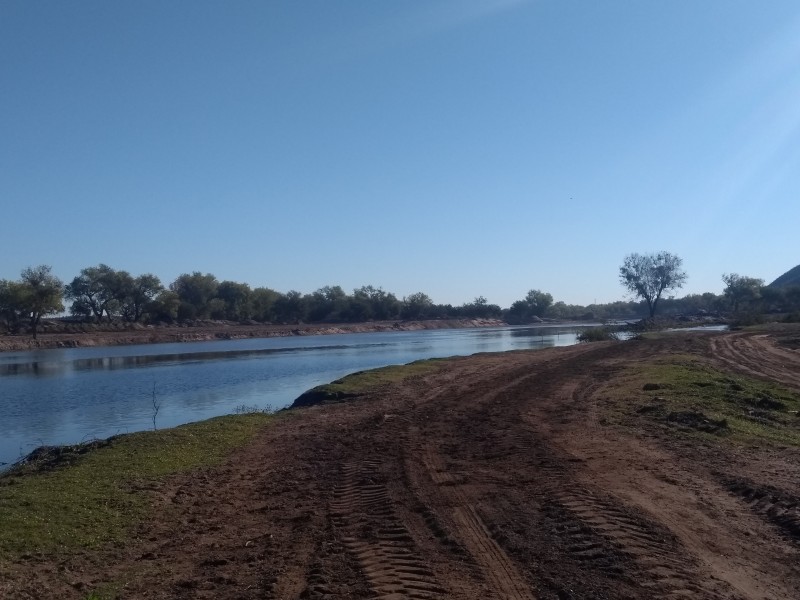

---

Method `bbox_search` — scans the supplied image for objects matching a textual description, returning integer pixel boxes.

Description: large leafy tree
[619,252,687,318]
[273,290,306,323]
[217,280,252,321]
[170,272,219,320]
[120,273,164,322]
[401,292,433,319]
[524,289,553,317]
[18,265,64,339]
[65,264,126,322]
[146,290,181,322]
[307,285,348,322]
[0,279,27,333]
[721,273,764,313]
[250,287,280,322]
[507,289,553,322]
[351,285,400,321]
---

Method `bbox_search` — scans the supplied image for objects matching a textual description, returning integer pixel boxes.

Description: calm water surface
[0,325,587,467]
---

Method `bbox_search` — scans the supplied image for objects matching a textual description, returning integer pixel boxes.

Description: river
[0,324,588,468]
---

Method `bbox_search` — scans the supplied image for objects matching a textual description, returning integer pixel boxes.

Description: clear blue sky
[2,1,799,308]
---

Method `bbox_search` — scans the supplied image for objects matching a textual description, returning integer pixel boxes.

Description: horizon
[4,260,788,314]
[2,1,799,307]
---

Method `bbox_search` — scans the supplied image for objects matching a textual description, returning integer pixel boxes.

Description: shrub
[577,327,619,342]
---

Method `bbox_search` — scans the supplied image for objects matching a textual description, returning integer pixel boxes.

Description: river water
[0,324,587,468]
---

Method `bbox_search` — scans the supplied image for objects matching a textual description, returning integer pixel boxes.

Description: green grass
[300,358,447,403]
[621,357,800,445]
[0,360,446,560]
[0,412,273,558]
[81,584,121,600]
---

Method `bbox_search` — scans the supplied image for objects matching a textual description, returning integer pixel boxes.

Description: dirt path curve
[710,330,800,388]
[6,330,800,599]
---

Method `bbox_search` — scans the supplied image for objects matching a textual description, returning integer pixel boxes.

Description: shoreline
[0,317,507,353]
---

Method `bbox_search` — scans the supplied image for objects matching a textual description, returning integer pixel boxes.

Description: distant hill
[769,264,800,288]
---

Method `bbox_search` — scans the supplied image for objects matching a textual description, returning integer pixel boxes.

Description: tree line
[2,257,799,339]
[0,264,508,338]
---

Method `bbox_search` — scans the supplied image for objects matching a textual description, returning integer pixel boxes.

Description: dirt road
[6,328,800,599]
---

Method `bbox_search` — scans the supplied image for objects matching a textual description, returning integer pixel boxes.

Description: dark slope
[770,264,800,288]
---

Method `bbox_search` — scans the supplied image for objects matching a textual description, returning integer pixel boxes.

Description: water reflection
[0,342,391,377]
[0,325,597,468]
[509,326,581,338]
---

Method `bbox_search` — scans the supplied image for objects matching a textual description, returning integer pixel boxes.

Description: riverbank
[0,318,505,352]
[3,324,799,598]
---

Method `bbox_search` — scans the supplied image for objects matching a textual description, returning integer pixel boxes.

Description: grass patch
[0,412,273,559]
[81,583,122,600]
[623,358,800,445]
[293,358,447,407]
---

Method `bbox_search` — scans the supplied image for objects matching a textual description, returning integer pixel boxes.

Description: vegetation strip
[6,257,798,345]
[0,413,273,557]
[0,356,447,563]
[292,358,447,407]
[617,352,800,446]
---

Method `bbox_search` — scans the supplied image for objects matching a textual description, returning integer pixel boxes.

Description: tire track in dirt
[711,333,800,389]
[10,331,800,599]
[415,442,537,600]
[551,488,723,598]
[725,478,800,542]
[450,504,536,600]
[401,350,647,598]
[395,355,553,599]
[330,459,446,599]
[511,350,742,599]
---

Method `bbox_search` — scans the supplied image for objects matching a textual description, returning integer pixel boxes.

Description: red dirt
[4,327,800,599]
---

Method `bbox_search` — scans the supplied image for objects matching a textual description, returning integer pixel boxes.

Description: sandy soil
[0,319,505,352]
[4,327,800,599]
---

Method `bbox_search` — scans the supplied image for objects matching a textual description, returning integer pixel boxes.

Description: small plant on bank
[577,327,620,343]
[151,382,161,430]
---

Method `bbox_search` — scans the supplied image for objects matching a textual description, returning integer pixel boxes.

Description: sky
[2,1,799,308]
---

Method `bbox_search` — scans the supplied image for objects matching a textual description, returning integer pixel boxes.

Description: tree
[118,273,164,322]
[146,290,181,322]
[721,273,764,313]
[18,265,64,339]
[524,289,553,317]
[352,285,400,321]
[65,264,125,323]
[217,280,253,321]
[460,296,502,319]
[0,279,27,333]
[619,252,687,318]
[506,289,553,323]
[251,287,280,322]
[170,272,219,320]
[273,290,307,323]
[307,285,348,322]
[401,292,433,319]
